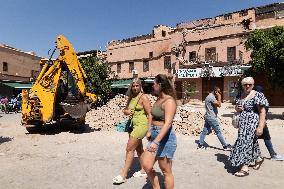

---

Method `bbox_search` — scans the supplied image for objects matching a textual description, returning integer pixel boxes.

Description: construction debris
[85,94,229,136]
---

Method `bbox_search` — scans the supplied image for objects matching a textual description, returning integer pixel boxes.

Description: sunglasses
[243,84,253,86]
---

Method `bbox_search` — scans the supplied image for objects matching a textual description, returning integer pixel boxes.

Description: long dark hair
[155,74,176,99]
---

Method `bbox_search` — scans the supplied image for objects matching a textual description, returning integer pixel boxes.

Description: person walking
[141,74,177,189]
[254,85,283,161]
[197,86,232,149]
[229,77,267,177]
[0,96,9,113]
[113,78,152,184]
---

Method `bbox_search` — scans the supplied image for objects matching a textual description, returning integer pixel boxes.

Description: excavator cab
[21,35,97,132]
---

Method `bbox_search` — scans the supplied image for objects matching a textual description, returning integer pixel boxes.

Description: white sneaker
[133,171,147,178]
[113,175,126,184]
[271,155,284,161]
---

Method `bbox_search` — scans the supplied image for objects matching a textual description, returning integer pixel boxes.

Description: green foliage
[183,81,196,97]
[79,55,115,96]
[245,26,284,89]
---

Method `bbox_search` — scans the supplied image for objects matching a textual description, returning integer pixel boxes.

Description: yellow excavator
[21,35,97,132]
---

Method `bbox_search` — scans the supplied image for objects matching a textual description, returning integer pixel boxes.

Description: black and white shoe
[197,143,206,149]
[223,144,233,150]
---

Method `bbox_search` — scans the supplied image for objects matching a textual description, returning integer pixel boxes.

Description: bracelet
[152,141,159,145]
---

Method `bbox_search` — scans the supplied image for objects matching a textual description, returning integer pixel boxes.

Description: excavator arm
[22,35,97,127]
[56,35,96,102]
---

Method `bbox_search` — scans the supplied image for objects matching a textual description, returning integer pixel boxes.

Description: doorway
[202,77,224,101]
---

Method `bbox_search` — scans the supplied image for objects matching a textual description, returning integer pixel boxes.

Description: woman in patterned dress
[229,77,267,177]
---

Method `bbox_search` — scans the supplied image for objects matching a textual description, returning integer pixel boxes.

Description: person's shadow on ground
[25,123,97,135]
[215,153,237,174]
[142,171,165,189]
[266,113,284,120]
[194,140,228,151]
[0,136,13,144]
[127,157,141,178]
[126,157,165,188]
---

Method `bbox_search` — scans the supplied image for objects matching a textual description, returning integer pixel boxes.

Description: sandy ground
[0,103,284,189]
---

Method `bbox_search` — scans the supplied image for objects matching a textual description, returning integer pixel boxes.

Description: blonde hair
[126,78,144,100]
[241,77,255,86]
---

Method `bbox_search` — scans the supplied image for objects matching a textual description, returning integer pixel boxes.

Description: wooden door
[202,77,224,101]
[174,81,182,99]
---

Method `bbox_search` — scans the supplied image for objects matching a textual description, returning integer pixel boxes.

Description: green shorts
[130,124,148,139]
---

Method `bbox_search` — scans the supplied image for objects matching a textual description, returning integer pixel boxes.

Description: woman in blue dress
[229,77,267,177]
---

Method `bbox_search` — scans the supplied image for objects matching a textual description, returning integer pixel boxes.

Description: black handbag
[124,118,133,133]
[124,94,143,133]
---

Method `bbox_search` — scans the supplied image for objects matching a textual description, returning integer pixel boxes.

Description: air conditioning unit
[132,69,138,75]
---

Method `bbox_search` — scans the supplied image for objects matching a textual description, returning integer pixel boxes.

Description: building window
[149,51,153,58]
[227,46,236,62]
[189,51,197,61]
[110,52,112,55]
[239,51,243,63]
[162,30,166,37]
[143,60,149,72]
[129,62,134,73]
[205,47,216,62]
[224,14,232,20]
[3,62,8,72]
[239,10,248,17]
[164,56,171,69]
[117,63,121,73]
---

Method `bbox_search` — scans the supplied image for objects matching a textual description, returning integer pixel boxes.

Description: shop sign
[177,66,246,78]
[177,69,201,78]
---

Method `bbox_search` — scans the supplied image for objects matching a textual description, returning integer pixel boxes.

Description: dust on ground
[0,102,284,189]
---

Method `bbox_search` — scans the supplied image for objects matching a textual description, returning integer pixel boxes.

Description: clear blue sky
[0,0,281,58]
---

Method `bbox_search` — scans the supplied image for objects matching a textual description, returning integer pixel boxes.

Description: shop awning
[143,78,154,83]
[111,79,132,88]
[0,82,33,89]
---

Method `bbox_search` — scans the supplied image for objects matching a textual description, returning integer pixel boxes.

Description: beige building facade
[107,3,284,105]
[0,45,42,97]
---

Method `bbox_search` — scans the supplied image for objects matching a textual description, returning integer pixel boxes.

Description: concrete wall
[0,46,42,82]
[256,15,284,28]
[215,9,256,25]
[107,25,174,79]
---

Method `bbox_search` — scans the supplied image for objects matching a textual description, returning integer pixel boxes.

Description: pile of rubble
[173,104,204,136]
[86,94,228,136]
[86,94,128,131]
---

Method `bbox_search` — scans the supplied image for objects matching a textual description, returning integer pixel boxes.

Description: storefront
[176,66,243,102]
[0,81,33,97]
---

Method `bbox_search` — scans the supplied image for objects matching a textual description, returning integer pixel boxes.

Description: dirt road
[0,106,284,189]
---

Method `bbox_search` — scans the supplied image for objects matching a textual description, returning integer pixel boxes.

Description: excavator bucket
[61,101,89,119]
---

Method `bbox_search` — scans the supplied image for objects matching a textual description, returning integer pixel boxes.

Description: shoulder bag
[116,94,143,133]
[232,91,255,129]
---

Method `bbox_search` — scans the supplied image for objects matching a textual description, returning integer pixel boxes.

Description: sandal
[253,158,264,170]
[234,170,249,177]
[133,170,147,178]
[112,175,126,184]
